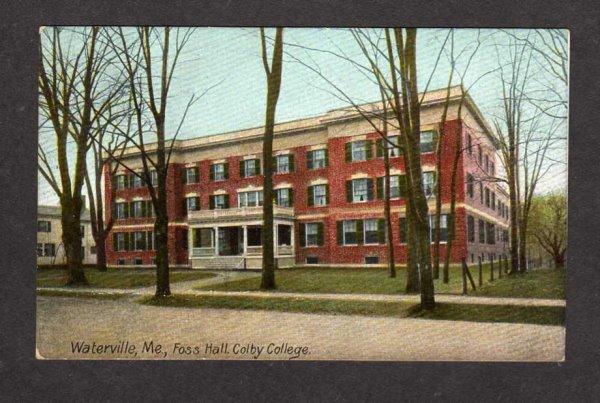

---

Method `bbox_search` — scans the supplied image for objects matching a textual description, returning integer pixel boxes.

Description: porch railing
[192,247,215,257]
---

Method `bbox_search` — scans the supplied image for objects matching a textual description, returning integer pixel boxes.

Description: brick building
[105,86,509,269]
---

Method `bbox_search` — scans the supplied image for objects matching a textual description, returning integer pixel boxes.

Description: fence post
[462,258,468,295]
[497,254,502,278]
[478,256,483,287]
[490,255,494,282]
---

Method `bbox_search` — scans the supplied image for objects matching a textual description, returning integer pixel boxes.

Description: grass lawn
[37,268,216,289]
[36,289,127,300]
[139,293,564,325]
[139,294,418,318]
[196,265,495,295]
[472,268,565,299]
[412,303,565,326]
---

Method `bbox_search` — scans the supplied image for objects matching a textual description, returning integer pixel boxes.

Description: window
[478,219,485,243]
[115,202,127,219]
[277,225,292,246]
[183,167,199,184]
[486,222,496,245]
[420,130,436,153]
[150,170,158,186]
[130,174,142,188]
[484,155,489,173]
[348,178,373,203]
[376,136,401,158]
[134,257,143,266]
[365,256,379,265]
[43,243,56,257]
[467,135,472,155]
[377,175,403,199]
[422,171,436,197]
[491,192,496,210]
[37,243,43,257]
[114,233,126,251]
[467,215,475,243]
[276,188,293,207]
[479,183,484,204]
[428,214,448,242]
[80,225,85,238]
[238,190,263,207]
[275,154,294,174]
[134,231,146,251]
[185,196,199,213]
[210,163,228,181]
[116,174,127,189]
[478,145,482,164]
[193,228,214,248]
[346,140,371,162]
[90,246,97,255]
[490,162,495,176]
[210,194,229,210]
[307,149,328,170]
[117,259,126,266]
[240,159,260,178]
[485,188,490,207]
[132,200,144,218]
[466,174,474,198]
[300,222,324,247]
[363,219,381,245]
[306,256,319,264]
[342,220,358,245]
[37,220,51,232]
[308,184,327,206]
[247,226,262,246]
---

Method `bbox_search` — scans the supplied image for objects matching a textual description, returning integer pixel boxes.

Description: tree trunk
[518,218,528,273]
[63,216,87,285]
[95,232,108,271]
[405,199,420,293]
[154,209,171,297]
[383,145,396,278]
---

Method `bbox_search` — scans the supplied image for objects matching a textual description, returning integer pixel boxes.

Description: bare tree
[259,27,284,290]
[101,27,198,297]
[38,27,127,284]
[528,191,566,267]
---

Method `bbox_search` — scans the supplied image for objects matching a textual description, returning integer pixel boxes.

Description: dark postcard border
[1,0,599,400]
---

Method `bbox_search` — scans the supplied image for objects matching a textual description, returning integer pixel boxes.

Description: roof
[38,205,91,221]
[120,85,496,157]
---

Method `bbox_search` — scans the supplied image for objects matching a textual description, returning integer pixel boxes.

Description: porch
[187,206,295,270]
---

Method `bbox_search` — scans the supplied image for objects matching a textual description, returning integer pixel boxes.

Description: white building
[37,205,97,266]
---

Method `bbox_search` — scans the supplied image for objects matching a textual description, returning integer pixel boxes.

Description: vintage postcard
[36,27,567,361]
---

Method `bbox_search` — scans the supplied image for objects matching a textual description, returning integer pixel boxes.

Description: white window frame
[422,171,435,197]
[420,130,435,153]
[213,194,227,209]
[305,223,319,246]
[243,159,257,177]
[276,188,291,207]
[311,149,326,169]
[313,184,327,206]
[387,136,401,157]
[352,178,368,203]
[133,200,143,218]
[343,220,358,245]
[351,140,367,162]
[238,190,263,207]
[131,174,142,188]
[116,175,127,189]
[275,155,290,174]
[213,163,226,181]
[185,167,198,183]
[186,197,198,213]
[363,219,379,245]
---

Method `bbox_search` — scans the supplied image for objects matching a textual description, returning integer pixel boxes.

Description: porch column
[214,226,219,256]
[274,221,279,257]
[290,221,295,254]
[243,225,248,256]
[188,227,194,259]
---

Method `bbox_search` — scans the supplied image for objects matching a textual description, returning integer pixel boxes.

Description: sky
[38,28,568,206]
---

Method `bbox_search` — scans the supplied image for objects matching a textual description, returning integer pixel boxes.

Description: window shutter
[367,178,374,201]
[181,168,187,184]
[113,233,118,251]
[124,232,130,251]
[377,218,386,244]
[147,201,153,217]
[299,223,306,247]
[376,138,384,158]
[224,163,229,179]
[376,177,384,199]
[336,221,344,245]
[288,154,295,172]
[209,195,215,210]
[111,202,117,220]
[209,165,214,181]
[346,180,353,203]
[288,189,294,207]
[317,222,324,246]
[307,185,314,207]
[224,194,230,209]
[306,150,313,169]
[271,156,277,172]
[147,231,154,250]
[399,175,407,198]
[365,140,373,160]
[324,149,329,167]
[194,167,199,182]
[127,202,133,218]
[356,219,364,244]
[324,184,329,205]
[195,197,200,210]
[141,200,147,217]
[345,142,352,162]
[254,159,261,175]
[399,217,407,243]
[239,160,245,178]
